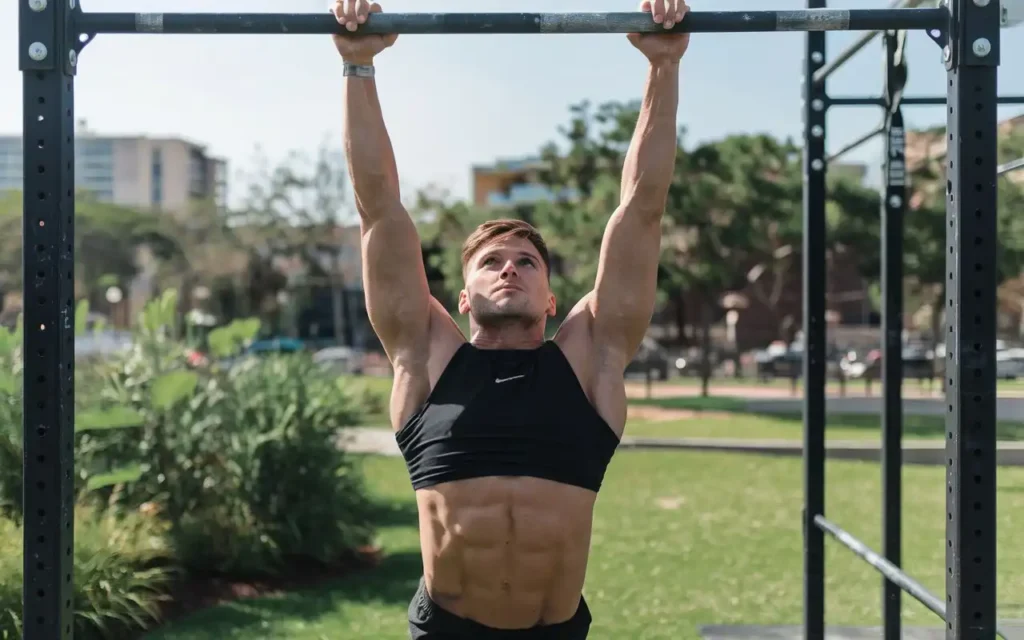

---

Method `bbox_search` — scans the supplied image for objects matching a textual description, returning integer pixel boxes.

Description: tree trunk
[330,252,351,347]
[673,289,687,346]
[700,298,713,398]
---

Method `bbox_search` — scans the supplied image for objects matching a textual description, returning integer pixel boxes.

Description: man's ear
[458,289,470,315]
[547,293,557,318]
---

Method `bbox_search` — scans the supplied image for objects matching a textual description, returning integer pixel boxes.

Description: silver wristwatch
[343,62,375,78]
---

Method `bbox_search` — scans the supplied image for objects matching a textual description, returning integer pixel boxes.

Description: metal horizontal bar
[76,9,948,35]
[999,157,1024,176]
[829,95,1024,106]
[813,516,1010,640]
[812,0,932,86]
[827,126,884,163]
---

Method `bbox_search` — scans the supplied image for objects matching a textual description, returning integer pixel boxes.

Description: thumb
[627,32,643,47]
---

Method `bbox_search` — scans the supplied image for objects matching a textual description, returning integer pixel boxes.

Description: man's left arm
[588,60,678,365]
[586,10,689,367]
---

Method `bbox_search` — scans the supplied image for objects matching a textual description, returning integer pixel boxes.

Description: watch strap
[343,62,375,78]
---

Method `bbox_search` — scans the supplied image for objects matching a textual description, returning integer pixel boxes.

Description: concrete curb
[619,436,1024,466]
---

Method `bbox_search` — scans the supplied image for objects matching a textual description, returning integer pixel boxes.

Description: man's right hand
[331,0,398,66]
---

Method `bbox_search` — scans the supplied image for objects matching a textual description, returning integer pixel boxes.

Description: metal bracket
[1004,0,1024,27]
[926,25,949,49]
[65,0,93,75]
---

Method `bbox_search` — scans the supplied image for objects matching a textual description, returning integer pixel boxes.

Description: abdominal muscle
[416,475,597,630]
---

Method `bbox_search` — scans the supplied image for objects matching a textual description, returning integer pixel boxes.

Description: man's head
[458,219,556,333]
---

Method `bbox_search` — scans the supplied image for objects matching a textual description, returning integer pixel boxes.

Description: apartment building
[472,156,579,208]
[0,124,228,212]
[905,113,1024,184]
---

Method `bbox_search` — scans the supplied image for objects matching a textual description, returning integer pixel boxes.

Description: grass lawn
[625,396,1024,442]
[144,451,1024,640]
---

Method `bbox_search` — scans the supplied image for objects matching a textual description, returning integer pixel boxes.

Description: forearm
[620,60,680,214]
[344,76,402,222]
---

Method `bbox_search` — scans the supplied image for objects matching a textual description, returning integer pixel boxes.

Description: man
[333,1,690,637]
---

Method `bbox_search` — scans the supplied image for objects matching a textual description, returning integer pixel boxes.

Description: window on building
[151,149,163,208]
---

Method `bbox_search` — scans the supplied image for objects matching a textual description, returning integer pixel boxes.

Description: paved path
[337,428,1024,466]
[699,624,1024,639]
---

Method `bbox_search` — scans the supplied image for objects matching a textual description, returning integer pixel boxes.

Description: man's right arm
[345,72,465,429]
[336,1,464,427]
[345,74,430,360]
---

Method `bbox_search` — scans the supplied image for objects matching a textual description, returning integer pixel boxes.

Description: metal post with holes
[19,0,77,636]
[945,0,999,636]
[881,28,907,640]
[802,0,828,637]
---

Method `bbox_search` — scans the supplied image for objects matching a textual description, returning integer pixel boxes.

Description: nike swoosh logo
[495,375,526,384]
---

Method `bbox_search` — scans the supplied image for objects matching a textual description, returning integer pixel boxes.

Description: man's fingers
[639,0,652,13]
[652,0,666,23]
[343,0,358,31]
[356,0,371,23]
[677,0,688,23]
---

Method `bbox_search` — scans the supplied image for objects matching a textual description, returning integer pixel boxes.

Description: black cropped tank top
[395,341,621,493]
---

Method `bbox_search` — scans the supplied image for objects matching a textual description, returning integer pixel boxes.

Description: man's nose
[499,261,517,278]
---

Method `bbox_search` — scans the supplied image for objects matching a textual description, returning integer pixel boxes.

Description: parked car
[313,346,365,375]
[625,337,671,381]
[842,345,936,382]
[997,347,1024,380]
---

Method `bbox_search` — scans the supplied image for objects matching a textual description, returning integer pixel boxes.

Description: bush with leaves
[0,288,379,640]
[0,506,177,640]
[76,290,377,578]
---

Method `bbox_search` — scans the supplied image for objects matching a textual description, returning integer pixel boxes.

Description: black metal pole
[803,1,827,637]
[811,0,931,85]
[946,0,999,637]
[880,30,907,640]
[19,0,77,636]
[830,95,1024,106]
[75,8,947,35]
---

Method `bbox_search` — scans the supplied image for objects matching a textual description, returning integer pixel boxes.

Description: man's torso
[390,304,626,629]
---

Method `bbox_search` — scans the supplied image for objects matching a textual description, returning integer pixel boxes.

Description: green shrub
[0,506,177,640]
[77,291,376,579]
[0,288,379,631]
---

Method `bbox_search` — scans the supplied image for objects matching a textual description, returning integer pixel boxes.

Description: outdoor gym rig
[13,0,1022,638]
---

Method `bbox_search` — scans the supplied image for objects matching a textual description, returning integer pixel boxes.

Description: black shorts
[407,577,592,639]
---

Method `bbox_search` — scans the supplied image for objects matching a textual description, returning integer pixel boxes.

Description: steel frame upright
[943,0,1000,636]
[802,0,1002,638]
[18,0,78,637]
[801,1,828,637]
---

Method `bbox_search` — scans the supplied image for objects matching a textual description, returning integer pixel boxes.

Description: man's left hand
[628,0,691,64]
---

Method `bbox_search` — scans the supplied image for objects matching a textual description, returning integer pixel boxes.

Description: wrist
[343,55,374,67]
[648,58,681,71]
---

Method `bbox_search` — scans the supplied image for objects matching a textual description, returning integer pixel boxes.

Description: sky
[2,0,1023,215]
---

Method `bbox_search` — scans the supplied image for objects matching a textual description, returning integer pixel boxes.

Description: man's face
[458,235,556,329]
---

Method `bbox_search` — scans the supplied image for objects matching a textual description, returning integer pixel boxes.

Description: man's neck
[469,323,546,351]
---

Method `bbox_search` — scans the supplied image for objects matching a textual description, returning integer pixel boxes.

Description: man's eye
[519,259,535,267]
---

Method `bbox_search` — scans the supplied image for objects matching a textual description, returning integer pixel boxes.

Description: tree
[835,124,1024,349]
[236,143,358,345]
[0,190,188,322]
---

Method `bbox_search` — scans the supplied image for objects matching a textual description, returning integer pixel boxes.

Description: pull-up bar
[999,157,1024,176]
[76,9,947,35]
